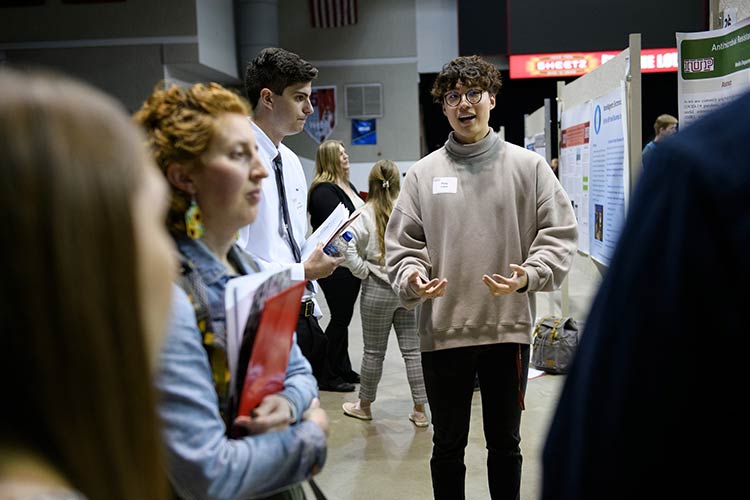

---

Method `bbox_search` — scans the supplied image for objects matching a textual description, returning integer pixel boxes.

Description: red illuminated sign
[509,48,678,79]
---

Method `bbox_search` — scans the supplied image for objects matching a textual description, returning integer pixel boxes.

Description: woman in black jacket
[308,140,365,384]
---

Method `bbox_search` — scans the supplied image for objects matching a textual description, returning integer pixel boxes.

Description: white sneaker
[409,411,429,428]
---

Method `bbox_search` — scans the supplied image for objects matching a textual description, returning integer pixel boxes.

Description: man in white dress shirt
[239,47,354,392]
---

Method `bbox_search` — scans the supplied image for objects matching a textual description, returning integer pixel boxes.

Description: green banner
[680,23,750,80]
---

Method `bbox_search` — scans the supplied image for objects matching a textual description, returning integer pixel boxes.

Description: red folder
[237,280,306,417]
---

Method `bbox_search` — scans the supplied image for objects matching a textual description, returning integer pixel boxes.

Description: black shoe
[319,381,356,392]
[342,371,360,384]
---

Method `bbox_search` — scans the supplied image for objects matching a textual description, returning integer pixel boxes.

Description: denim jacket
[156,236,326,500]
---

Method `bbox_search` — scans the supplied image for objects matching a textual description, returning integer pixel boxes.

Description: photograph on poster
[594,204,603,242]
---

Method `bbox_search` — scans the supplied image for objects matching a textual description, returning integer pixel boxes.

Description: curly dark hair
[244,47,319,109]
[430,55,503,103]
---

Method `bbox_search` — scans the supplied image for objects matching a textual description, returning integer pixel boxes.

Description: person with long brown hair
[135,81,329,500]
[308,140,365,387]
[0,68,174,500]
[340,160,429,427]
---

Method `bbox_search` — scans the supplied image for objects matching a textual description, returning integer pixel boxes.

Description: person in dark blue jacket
[542,93,749,499]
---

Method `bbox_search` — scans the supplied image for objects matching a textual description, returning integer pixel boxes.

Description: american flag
[309,0,358,29]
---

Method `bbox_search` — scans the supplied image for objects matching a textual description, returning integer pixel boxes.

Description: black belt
[299,299,315,318]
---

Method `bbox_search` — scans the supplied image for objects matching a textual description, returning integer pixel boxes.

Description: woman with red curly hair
[135,82,329,500]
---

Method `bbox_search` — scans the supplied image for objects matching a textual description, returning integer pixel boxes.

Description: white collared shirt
[238,120,318,302]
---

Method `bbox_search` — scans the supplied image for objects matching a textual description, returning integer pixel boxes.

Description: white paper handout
[300,203,363,261]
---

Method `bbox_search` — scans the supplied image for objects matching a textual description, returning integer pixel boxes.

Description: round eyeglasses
[443,89,484,107]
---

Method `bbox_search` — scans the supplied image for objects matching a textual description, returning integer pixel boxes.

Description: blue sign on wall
[352,119,377,145]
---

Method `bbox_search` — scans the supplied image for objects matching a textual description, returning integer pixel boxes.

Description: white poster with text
[588,84,629,266]
[559,101,591,254]
[677,17,750,128]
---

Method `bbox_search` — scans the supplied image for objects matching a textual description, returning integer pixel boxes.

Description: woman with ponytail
[340,160,429,427]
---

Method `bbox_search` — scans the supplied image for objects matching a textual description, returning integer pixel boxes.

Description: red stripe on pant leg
[516,344,525,410]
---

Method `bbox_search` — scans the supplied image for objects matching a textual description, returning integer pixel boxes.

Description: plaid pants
[358,275,427,405]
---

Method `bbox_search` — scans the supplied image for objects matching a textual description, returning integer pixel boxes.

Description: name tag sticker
[432,177,458,194]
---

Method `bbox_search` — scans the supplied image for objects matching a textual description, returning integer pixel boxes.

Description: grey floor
[307,268,601,500]
[307,254,599,500]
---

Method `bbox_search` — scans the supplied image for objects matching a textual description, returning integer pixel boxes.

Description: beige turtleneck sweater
[385,131,578,352]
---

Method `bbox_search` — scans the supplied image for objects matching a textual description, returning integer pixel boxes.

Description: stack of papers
[301,203,363,261]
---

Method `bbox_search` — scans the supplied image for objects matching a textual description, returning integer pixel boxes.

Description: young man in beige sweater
[385,55,578,500]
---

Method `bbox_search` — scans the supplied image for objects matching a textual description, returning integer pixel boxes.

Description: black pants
[295,309,346,387]
[295,310,329,384]
[317,267,361,380]
[421,343,530,500]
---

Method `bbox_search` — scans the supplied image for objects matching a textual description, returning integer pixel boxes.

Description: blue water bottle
[323,230,353,257]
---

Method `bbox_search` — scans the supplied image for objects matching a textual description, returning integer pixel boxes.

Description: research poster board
[588,84,629,266]
[553,34,640,319]
[525,132,546,159]
[523,102,550,162]
[559,102,591,255]
[677,16,750,128]
[532,132,546,160]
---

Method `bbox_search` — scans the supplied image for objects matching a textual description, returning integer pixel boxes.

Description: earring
[185,197,204,239]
